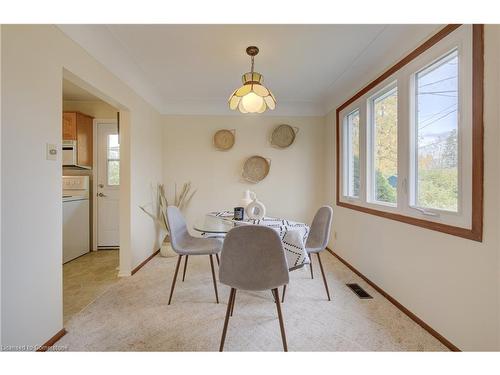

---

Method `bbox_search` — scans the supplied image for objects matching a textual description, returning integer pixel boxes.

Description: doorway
[95,121,120,249]
[62,76,122,323]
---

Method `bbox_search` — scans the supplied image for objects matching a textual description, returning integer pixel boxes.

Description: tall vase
[160,241,176,257]
[240,190,255,208]
[159,228,175,257]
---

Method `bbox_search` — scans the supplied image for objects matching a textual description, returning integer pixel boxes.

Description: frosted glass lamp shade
[228,71,276,113]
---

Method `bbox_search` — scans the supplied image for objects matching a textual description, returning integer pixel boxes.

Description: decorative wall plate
[213,129,235,151]
[242,155,271,183]
[271,124,298,148]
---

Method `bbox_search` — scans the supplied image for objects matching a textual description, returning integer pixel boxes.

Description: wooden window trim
[335,24,484,242]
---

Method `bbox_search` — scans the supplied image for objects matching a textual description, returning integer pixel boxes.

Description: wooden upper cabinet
[62,112,77,140]
[76,113,93,167]
[63,111,93,168]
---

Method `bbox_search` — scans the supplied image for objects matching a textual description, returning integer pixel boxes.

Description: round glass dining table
[192,213,311,271]
[192,214,237,235]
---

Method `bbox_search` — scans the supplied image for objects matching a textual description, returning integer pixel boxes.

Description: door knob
[98,184,104,188]
[98,192,107,197]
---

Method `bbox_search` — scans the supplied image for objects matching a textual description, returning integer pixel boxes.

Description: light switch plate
[46,143,57,161]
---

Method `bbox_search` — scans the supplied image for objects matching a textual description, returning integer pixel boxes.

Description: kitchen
[62,79,121,323]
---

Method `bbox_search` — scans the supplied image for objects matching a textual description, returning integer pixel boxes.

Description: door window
[107,134,120,186]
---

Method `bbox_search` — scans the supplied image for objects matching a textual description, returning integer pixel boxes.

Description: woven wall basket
[242,155,271,183]
[213,129,235,151]
[271,124,298,148]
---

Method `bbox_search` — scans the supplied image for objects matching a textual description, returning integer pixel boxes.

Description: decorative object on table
[239,189,256,208]
[139,182,197,257]
[242,155,271,183]
[245,197,266,220]
[228,46,276,114]
[213,129,235,151]
[233,207,245,221]
[271,124,299,148]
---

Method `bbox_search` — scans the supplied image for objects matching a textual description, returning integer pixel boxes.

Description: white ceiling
[58,24,443,116]
[63,79,103,101]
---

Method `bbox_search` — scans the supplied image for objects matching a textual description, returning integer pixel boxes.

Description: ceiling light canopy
[228,46,276,114]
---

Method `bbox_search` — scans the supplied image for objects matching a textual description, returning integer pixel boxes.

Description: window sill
[336,200,482,242]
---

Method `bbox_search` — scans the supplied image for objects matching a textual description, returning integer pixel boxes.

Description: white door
[97,123,120,247]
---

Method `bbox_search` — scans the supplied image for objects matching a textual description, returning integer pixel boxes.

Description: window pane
[107,160,120,186]
[372,87,398,204]
[108,134,120,159]
[416,50,458,211]
[344,110,360,197]
[107,134,120,186]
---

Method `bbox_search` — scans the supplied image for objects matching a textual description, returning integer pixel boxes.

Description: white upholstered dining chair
[166,206,223,305]
[218,225,290,351]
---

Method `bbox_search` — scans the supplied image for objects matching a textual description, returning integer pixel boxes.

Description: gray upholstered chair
[280,206,333,303]
[305,206,333,300]
[218,225,290,351]
[166,206,223,305]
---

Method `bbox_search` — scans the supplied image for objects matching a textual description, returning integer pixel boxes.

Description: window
[107,134,120,186]
[414,50,458,212]
[343,109,360,198]
[369,86,398,205]
[336,25,483,241]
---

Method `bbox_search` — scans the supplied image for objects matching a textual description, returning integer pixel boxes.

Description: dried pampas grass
[140,182,196,237]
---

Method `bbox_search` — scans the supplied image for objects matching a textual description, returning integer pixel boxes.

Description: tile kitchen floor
[63,249,119,324]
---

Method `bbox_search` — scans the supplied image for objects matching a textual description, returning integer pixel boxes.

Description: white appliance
[63,175,90,263]
[62,140,90,169]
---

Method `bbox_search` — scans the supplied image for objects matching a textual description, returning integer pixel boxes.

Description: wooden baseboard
[131,249,160,275]
[36,328,67,352]
[326,247,460,352]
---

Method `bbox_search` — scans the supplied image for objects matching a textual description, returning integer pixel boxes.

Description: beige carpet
[57,252,447,351]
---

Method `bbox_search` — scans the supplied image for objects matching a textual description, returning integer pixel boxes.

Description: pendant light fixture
[228,46,276,114]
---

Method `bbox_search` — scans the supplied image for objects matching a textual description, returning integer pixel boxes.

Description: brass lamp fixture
[228,46,276,113]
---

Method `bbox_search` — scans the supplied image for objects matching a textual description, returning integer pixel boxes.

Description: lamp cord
[250,56,255,89]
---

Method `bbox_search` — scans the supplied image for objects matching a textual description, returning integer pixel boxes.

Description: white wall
[130,109,163,266]
[1,25,163,348]
[163,115,325,226]
[324,25,500,351]
[62,100,117,119]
